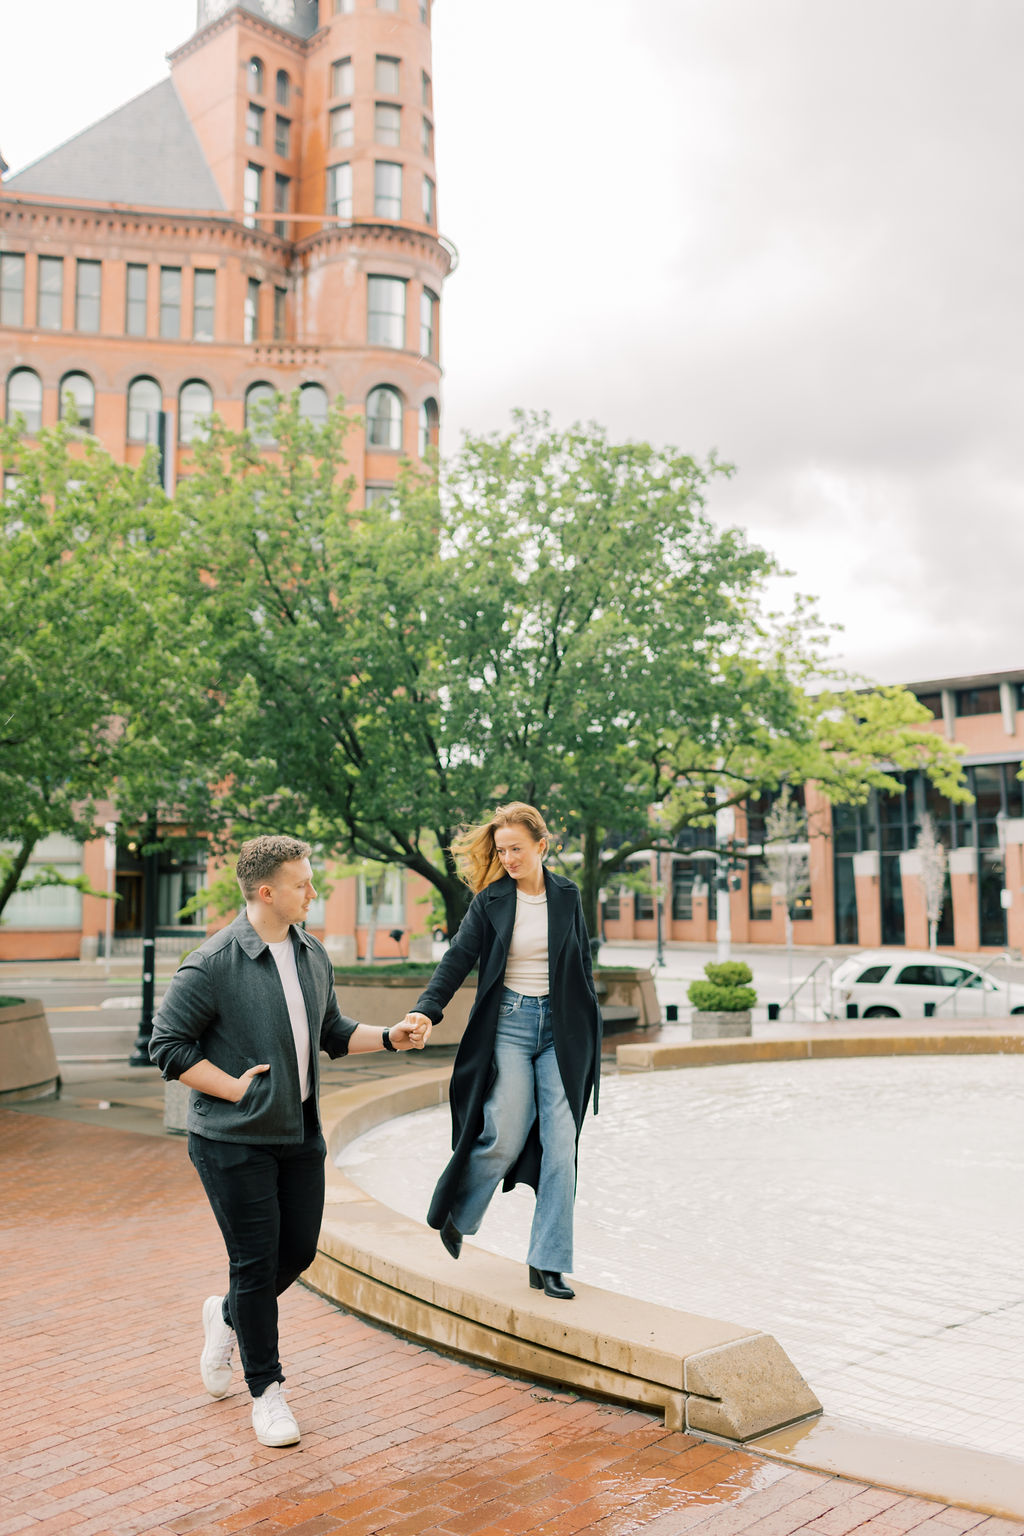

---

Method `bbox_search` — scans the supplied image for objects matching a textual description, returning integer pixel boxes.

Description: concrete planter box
[691,1009,753,1040]
[335,965,660,1045]
[334,974,472,1046]
[0,997,60,1102]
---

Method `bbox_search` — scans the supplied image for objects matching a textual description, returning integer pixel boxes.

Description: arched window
[5,368,43,434]
[366,386,403,450]
[276,69,291,106]
[298,383,329,427]
[58,371,95,433]
[248,57,264,95]
[127,377,162,443]
[245,381,277,443]
[179,380,214,444]
[418,397,439,458]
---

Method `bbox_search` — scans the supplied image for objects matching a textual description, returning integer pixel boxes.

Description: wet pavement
[8,1107,1017,1536]
[340,1054,1024,1466]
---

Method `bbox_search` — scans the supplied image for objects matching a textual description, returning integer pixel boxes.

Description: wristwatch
[382,1028,397,1052]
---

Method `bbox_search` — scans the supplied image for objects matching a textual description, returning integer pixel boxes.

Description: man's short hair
[236,836,312,899]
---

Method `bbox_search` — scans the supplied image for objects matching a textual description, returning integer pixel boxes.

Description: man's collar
[232,910,315,957]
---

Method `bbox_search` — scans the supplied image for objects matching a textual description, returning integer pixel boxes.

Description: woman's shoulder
[544,869,581,895]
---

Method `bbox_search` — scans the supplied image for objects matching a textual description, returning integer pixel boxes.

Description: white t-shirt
[503,890,549,996]
[268,937,313,1100]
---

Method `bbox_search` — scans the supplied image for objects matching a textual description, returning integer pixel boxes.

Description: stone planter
[334,974,472,1047]
[691,1009,753,1040]
[0,997,60,1102]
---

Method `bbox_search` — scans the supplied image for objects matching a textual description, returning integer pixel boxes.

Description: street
[7,940,1024,1065]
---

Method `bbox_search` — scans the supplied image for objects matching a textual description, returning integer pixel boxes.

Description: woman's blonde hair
[450,801,549,894]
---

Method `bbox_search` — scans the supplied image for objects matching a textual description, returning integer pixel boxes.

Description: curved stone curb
[0,998,60,1102]
[616,1029,1024,1072]
[305,1067,821,1440]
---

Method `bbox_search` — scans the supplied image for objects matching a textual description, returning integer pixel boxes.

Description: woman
[404,802,602,1300]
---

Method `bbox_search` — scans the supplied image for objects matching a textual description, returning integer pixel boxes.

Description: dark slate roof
[3,78,225,212]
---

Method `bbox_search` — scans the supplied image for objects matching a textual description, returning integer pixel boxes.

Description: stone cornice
[0,196,287,258]
[295,220,454,277]
[168,7,312,67]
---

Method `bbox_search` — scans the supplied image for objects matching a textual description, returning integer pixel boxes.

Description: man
[150,835,430,1448]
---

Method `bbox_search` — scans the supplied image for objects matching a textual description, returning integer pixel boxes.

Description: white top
[503,890,549,996]
[268,937,313,1100]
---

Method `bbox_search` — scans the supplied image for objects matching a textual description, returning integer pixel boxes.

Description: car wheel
[862,1006,900,1018]
[1011,1006,1024,1015]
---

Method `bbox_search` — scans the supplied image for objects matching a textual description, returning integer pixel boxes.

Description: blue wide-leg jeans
[450,988,576,1273]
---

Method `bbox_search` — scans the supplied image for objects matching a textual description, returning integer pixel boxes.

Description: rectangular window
[159,266,181,338]
[37,256,63,330]
[275,115,291,157]
[956,686,1002,716]
[375,55,400,95]
[421,115,433,156]
[374,102,402,145]
[376,0,399,9]
[246,103,264,146]
[330,105,354,147]
[914,692,943,720]
[364,483,396,510]
[1,836,84,929]
[244,163,262,228]
[327,162,353,219]
[193,269,216,341]
[274,286,287,340]
[421,174,435,225]
[420,0,429,19]
[421,70,432,108]
[125,263,148,335]
[75,260,101,331]
[334,0,354,10]
[0,253,25,326]
[420,287,436,356]
[274,173,290,238]
[367,275,406,348]
[245,278,260,343]
[331,57,354,97]
[374,161,402,219]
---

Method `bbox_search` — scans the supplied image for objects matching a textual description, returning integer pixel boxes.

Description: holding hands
[387,1012,432,1050]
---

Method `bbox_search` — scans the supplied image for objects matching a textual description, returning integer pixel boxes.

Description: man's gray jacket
[149,911,358,1144]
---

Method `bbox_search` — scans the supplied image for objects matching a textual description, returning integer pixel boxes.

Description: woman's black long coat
[414,869,603,1232]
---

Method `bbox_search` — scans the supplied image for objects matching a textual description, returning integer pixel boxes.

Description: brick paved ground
[2,1109,1022,1536]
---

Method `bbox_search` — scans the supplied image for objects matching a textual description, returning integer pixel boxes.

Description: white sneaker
[200,1295,236,1399]
[251,1381,300,1447]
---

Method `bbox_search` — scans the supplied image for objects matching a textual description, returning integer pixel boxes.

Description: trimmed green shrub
[687,961,756,1013]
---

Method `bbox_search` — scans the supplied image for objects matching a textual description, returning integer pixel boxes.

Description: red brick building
[1,0,448,960]
[601,668,1024,958]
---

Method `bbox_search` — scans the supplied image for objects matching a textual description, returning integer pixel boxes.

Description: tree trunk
[0,835,36,924]
[579,823,603,957]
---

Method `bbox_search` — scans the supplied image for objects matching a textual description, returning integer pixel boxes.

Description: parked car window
[895,965,942,986]
[855,964,890,984]
[938,965,972,988]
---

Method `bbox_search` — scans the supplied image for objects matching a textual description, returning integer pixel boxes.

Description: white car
[828,950,1024,1020]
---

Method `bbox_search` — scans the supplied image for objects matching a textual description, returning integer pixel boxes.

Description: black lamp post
[129,813,160,1067]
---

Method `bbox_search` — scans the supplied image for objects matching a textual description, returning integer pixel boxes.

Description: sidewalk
[3,1105,1023,1536]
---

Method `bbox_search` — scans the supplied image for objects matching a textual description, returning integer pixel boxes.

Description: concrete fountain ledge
[305,1067,821,1442]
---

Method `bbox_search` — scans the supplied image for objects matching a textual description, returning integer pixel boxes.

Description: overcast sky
[3,0,1022,686]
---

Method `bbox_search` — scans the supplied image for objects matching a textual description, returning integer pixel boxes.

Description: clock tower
[197,0,319,40]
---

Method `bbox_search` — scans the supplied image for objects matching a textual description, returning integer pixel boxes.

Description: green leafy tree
[175,405,968,938]
[0,421,235,923]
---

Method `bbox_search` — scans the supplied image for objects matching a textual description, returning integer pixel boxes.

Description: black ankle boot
[528,1266,575,1299]
[440,1215,462,1260]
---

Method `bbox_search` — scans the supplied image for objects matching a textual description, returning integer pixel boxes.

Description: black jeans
[188,1098,325,1397]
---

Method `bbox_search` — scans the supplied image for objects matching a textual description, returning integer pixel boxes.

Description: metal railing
[777,958,835,1021]
[932,951,1018,1017]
